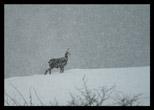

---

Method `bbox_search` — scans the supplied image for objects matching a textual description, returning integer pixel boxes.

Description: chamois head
[65,48,71,57]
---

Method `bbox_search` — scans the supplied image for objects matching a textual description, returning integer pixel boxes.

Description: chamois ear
[67,48,71,55]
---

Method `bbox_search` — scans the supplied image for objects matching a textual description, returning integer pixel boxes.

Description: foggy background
[4,5,150,78]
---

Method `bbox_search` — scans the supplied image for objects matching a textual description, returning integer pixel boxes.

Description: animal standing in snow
[44,49,71,75]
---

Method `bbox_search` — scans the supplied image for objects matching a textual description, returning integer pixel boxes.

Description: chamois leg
[60,67,64,73]
[49,67,54,74]
[60,68,62,73]
[49,68,51,74]
[62,68,64,73]
[45,68,52,75]
[60,68,61,73]
[44,69,49,75]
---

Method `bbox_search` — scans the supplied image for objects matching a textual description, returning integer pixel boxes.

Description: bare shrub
[67,75,115,106]
[4,84,44,106]
[4,76,146,106]
[49,98,59,106]
[113,91,146,106]
[67,75,146,106]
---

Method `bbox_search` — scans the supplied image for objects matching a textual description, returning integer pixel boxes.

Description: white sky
[5,5,150,78]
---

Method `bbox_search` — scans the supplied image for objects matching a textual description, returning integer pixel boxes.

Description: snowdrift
[5,66,150,106]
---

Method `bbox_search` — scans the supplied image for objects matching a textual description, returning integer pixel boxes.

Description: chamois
[44,49,70,75]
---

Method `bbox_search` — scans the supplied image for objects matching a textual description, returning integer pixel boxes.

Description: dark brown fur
[45,51,70,74]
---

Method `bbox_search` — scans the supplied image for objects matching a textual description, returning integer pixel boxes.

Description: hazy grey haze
[5,5,150,78]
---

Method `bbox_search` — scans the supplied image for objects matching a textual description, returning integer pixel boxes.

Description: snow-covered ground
[4,66,150,106]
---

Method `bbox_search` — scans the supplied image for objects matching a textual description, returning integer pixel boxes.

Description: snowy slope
[5,66,150,106]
